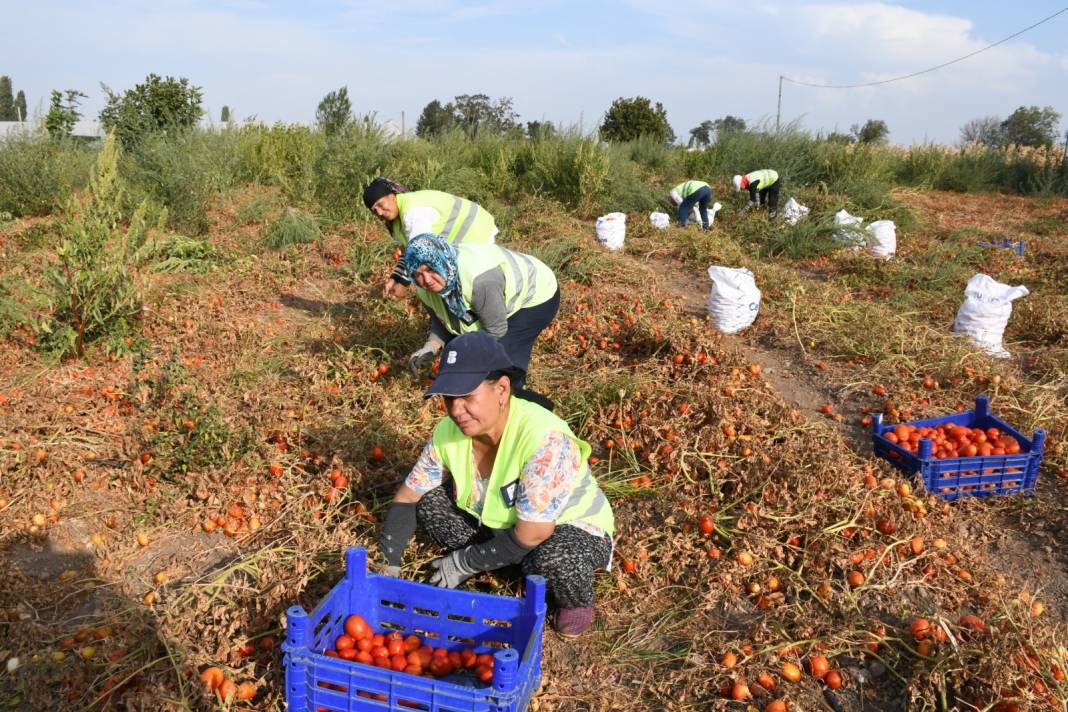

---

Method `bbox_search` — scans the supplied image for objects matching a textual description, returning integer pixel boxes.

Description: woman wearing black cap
[378,332,615,638]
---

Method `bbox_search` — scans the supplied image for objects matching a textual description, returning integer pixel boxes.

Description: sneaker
[555,605,595,638]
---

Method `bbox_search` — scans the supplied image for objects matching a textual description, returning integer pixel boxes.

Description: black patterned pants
[415,486,612,609]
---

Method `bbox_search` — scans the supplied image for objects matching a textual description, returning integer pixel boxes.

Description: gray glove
[428,550,479,589]
[743,201,757,213]
[408,339,443,375]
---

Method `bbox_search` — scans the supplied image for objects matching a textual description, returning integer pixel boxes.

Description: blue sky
[5,1,1067,144]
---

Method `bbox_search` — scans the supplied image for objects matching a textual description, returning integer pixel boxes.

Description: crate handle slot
[380,621,406,631]
[380,599,406,610]
[447,634,475,645]
[482,618,511,628]
[413,628,439,639]
[482,640,511,650]
[311,613,342,645]
[413,607,439,617]
[447,613,475,623]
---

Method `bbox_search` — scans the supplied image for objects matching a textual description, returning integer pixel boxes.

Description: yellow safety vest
[672,180,710,199]
[388,190,497,246]
[745,170,778,188]
[416,243,558,336]
[432,397,615,534]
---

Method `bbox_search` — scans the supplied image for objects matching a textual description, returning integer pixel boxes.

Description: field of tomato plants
[1,129,1067,711]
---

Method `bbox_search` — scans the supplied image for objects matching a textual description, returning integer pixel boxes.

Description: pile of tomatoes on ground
[884,423,1022,460]
[321,614,497,684]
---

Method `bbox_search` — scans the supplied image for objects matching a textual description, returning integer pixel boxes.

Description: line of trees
[10,69,1064,153]
[0,75,28,121]
[960,106,1063,149]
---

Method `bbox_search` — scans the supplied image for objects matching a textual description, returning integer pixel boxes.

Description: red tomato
[390,654,408,672]
[387,639,405,657]
[356,638,373,652]
[344,615,370,641]
[335,635,355,651]
[338,648,358,660]
[371,634,385,648]
[404,635,421,653]
[356,651,373,664]
[476,665,493,683]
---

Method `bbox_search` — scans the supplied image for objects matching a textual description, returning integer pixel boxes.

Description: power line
[783,6,1068,89]
[775,6,1068,129]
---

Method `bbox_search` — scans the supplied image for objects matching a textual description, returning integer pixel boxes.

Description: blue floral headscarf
[404,234,468,318]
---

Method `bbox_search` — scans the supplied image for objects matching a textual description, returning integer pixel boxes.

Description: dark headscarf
[362,176,411,210]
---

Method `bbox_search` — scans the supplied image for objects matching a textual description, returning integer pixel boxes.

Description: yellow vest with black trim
[431,397,615,534]
[672,180,710,199]
[745,169,779,188]
[416,243,558,336]
[388,190,497,246]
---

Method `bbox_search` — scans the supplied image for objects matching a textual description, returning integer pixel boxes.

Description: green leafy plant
[37,133,148,359]
[263,207,321,249]
[135,352,248,478]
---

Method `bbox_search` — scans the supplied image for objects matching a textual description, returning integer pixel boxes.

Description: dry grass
[1,187,1067,711]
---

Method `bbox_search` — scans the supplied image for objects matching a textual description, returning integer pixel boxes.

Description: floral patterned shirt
[405,432,606,538]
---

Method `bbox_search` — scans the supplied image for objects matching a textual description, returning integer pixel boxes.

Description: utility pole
[776,75,783,133]
[401,110,406,138]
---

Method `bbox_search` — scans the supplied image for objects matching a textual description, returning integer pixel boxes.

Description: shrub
[0,133,94,216]
[123,130,227,235]
[37,134,147,359]
[263,208,321,249]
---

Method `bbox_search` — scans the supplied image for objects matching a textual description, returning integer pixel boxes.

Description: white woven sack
[707,266,761,334]
[865,220,896,259]
[833,209,865,248]
[649,212,670,229]
[953,273,1029,359]
[595,212,626,251]
[782,197,810,226]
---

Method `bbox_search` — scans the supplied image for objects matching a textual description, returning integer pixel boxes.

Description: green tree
[526,120,556,140]
[600,96,675,144]
[688,120,714,148]
[220,105,231,123]
[452,94,518,137]
[416,99,456,138]
[315,86,352,136]
[0,76,14,120]
[99,74,204,147]
[999,105,1061,148]
[45,89,87,138]
[15,90,26,121]
[959,116,1002,147]
[712,115,747,139]
[851,119,889,144]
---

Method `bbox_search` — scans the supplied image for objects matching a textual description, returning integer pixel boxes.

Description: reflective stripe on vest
[744,170,778,189]
[389,190,496,247]
[416,244,557,336]
[672,180,709,199]
[433,397,615,534]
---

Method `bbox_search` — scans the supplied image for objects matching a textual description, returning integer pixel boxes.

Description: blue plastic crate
[871,395,1045,501]
[283,547,546,712]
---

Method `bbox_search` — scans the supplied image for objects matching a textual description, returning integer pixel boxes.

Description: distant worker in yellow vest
[361,177,499,300]
[377,332,615,637]
[403,234,559,410]
[669,179,713,230]
[733,169,781,218]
